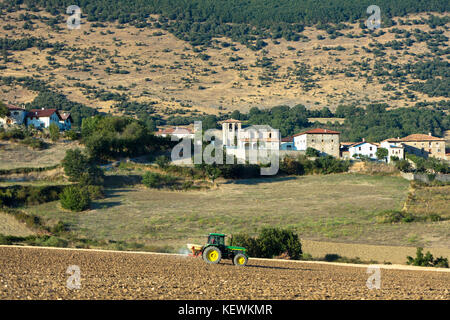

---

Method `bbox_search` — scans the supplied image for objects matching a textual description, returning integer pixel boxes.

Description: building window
[358,147,361,151]
[369,147,372,151]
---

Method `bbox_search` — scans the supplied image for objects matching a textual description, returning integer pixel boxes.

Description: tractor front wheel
[233,253,248,267]
[203,246,222,264]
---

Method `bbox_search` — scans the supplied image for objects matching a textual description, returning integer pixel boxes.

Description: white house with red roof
[0,104,28,127]
[348,140,380,160]
[26,108,63,129]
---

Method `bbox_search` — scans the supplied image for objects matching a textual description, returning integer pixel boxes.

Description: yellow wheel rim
[237,256,246,265]
[208,250,218,262]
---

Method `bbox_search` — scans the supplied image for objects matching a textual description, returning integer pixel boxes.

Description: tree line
[5,0,449,48]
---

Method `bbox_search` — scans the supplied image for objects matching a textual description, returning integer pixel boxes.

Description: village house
[59,111,73,131]
[339,142,354,159]
[380,138,405,163]
[280,136,294,150]
[1,105,72,131]
[348,140,379,160]
[397,133,446,160]
[221,119,280,162]
[0,104,27,127]
[26,108,63,129]
[291,128,340,158]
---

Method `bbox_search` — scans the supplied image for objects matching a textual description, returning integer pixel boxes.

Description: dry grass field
[0,9,448,118]
[0,141,81,170]
[1,246,449,300]
[406,184,450,219]
[23,173,449,255]
[0,213,35,237]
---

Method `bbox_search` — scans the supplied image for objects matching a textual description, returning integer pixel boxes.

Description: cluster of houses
[0,104,72,131]
[156,119,449,162]
[2,103,446,163]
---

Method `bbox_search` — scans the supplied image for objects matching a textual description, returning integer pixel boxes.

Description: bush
[142,172,177,189]
[280,157,305,175]
[41,236,68,247]
[395,159,412,172]
[233,227,302,259]
[49,123,60,141]
[65,129,80,140]
[20,136,46,149]
[376,210,442,223]
[84,185,104,200]
[305,147,320,157]
[155,155,170,169]
[60,185,91,212]
[0,185,63,207]
[406,247,449,268]
[62,149,104,185]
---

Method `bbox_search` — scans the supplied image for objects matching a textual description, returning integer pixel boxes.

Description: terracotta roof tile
[399,134,444,142]
[293,128,340,137]
[27,109,61,119]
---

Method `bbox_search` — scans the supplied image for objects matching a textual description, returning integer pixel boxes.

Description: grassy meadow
[23,172,450,250]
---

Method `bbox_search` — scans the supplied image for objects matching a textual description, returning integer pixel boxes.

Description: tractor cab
[207,233,225,247]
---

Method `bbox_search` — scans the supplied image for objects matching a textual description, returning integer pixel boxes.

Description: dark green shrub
[395,159,412,172]
[305,147,320,157]
[42,236,68,247]
[324,253,341,262]
[232,233,262,257]
[406,247,449,268]
[0,185,63,207]
[49,123,60,141]
[50,220,69,234]
[142,172,177,189]
[62,148,104,185]
[155,155,170,168]
[233,227,302,260]
[84,185,104,200]
[280,157,305,175]
[65,129,80,140]
[60,185,91,212]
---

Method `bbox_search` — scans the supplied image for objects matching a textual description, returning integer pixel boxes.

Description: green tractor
[187,233,248,266]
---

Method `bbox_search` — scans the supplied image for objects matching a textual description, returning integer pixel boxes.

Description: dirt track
[0,246,449,300]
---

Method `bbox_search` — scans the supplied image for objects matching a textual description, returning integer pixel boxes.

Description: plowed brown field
[0,246,449,300]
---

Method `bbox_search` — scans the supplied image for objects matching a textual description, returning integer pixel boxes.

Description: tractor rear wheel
[233,253,248,267]
[203,246,222,264]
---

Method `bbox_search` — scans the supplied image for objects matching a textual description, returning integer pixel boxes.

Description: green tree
[0,101,9,118]
[61,149,103,185]
[49,123,60,141]
[60,185,91,212]
[395,159,412,172]
[376,148,388,160]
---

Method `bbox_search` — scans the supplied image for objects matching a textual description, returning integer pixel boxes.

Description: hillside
[0,2,448,125]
